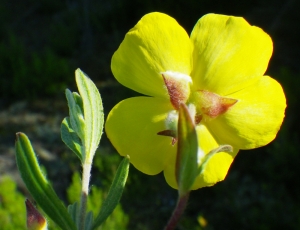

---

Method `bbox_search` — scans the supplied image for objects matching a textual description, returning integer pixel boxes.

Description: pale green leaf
[61,117,82,161]
[75,68,104,162]
[65,89,85,140]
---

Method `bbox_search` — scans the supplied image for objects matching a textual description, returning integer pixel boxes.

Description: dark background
[0,0,300,229]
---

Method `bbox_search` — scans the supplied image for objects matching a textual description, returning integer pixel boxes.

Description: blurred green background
[0,0,300,229]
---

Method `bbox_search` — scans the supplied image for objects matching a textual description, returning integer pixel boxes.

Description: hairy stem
[164,192,190,230]
[78,162,92,230]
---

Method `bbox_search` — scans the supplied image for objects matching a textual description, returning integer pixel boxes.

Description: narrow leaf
[68,202,79,225]
[92,156,130,229]
[72,92,84,113]
[15,132,77,230]
[75,68,104,162]
[65,89,85,140]
[61,117,82,161]
[176,103,199,196]
[85,212,93,230]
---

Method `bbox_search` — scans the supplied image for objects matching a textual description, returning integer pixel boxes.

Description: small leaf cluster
[15,69,130,230]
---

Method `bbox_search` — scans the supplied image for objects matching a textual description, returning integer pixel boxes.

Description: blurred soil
[0,99,68,193]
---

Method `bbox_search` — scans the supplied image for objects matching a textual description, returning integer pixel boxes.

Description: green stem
[164,192,190,230]
[78,162,92,230]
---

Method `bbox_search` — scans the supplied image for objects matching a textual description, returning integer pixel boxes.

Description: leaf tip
[15,132,25,142]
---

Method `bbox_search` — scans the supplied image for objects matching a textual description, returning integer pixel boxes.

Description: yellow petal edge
[111,12,193,99]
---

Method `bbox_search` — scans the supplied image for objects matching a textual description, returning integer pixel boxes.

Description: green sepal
[15,132,77,230]
[198,145,233,175]
[65,89,85,141]
[61,117,82,161]
[176,103,199,196]
[92,156,130,229]
[75,68,104,163]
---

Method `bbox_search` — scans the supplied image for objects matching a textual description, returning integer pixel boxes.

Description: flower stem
[78,162,92,230]
[164,192,190,230]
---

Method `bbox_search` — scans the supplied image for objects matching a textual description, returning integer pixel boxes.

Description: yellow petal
[206,75,286,149]
[105,96,176,175]
[164,124,238,190]
[111,12,193,98]
[190,14,273,95]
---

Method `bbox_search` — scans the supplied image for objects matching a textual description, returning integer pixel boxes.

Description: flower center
[158,71,238,142]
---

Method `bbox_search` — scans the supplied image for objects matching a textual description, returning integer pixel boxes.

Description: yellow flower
[105,12,286,190]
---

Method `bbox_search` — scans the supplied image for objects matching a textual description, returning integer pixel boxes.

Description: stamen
[161,71,192,110]
[157,130,178,145]
[197,90,238,118]
[157,129,176,138]
[195,114,202,124]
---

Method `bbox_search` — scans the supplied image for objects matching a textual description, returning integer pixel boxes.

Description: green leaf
[92,156,130,229]
[85,211,93,230]
[61,117,82,161]
[72,92,84,113]
[65,89,85,140]
[68,202,79,226]
[176,103,199,196]
[75,68,104,163]
[15,132,77,230]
